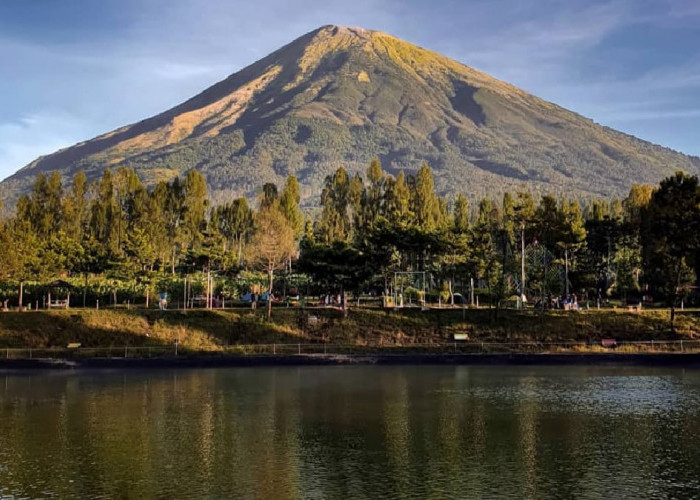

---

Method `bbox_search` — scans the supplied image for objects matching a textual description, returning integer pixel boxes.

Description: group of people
[319,293,345,308]
[559,294,581,311]
[535,294,581,310]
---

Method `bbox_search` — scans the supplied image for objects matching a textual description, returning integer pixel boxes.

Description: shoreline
[2,352,700,370]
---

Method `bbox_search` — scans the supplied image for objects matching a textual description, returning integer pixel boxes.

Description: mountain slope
[2,25,699,208]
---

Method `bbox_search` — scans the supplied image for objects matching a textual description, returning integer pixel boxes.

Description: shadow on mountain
[450,81,486,126]
[471,159,530,181]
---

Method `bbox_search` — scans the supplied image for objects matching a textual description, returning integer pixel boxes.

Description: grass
[0,306,698,355]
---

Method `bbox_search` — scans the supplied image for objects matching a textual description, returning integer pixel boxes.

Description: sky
[1,0,699,181]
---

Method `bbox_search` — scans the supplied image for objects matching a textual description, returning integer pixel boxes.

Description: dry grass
[0,307,698,355]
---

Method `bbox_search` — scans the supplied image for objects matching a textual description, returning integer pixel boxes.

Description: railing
[1,340,700,360]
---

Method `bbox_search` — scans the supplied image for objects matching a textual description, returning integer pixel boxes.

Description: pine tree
[63,171,88,241]
[452,194,470,233]
[182,170,208,248]
[278,175,303,238]
[412,164,441,231]
[364,158,385,227]
[385,171,411,225]
[642,172,700,326]
[260,182,279,209]
[318,167,351,243]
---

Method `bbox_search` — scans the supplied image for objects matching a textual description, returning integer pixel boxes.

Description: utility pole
[521,223,526,308]
[565,247,570,296]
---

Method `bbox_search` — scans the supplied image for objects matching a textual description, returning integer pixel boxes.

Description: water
[1,366,699,499]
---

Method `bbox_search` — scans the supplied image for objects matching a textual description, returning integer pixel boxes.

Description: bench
[66,343,82,349]
[601,338,617,348]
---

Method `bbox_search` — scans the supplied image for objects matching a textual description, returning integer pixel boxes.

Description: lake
[1,365,699,499]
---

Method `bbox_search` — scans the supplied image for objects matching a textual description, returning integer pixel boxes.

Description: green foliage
[5,26,699,217]
[0,161,699,315]
[279,175,303,237]
[642,172,700,320]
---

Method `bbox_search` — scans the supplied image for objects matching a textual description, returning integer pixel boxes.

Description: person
[158,292,168,310]
[251,292,257,310]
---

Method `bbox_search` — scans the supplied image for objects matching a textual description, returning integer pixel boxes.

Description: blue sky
[1,0,699,181]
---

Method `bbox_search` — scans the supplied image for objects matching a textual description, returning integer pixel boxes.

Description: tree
[533,195,561,302]
[453,194,470,233]
[278,175,303,238]
[62,171,88,241]
[298,240,375,303]
[385,171,411,225]
[17,171,63,238]
[642,172,700,327]
[214,198,252,266]
[557,200,587,295]
[513,192,535,302]
[246,206,297,319]
[89,169,118,254]
[164,177,186,274]
[623,184,653,226]
[182,170,208,248]
[0,219,40,308]
[349,173,364,233]
[412,164,442,231]
[614,245,641,301]
[364,158,385,227]
[318,167,351,243]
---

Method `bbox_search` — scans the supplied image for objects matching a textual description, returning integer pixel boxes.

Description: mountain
[2,25,699,209]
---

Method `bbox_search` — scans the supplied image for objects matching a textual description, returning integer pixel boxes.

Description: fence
[1,340,700,360]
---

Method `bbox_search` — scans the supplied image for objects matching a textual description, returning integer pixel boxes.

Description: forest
[0,159,699,324]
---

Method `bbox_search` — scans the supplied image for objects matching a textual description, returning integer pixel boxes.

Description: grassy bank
[0,306,699,353]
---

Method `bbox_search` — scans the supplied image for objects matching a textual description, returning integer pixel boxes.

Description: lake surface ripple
[1,365,699,499]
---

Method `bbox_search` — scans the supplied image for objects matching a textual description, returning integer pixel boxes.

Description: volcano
[2,25,699,208]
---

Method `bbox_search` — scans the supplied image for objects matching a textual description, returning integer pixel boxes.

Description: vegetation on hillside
[2,25,699,213]
[1,158,699,333]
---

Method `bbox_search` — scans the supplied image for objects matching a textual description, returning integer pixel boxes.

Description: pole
[521,225,526,308]
[606,227,611,292]
[470,277,474,307]
[565,247,570,296]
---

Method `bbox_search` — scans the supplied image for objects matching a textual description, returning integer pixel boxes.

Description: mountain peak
[316,25,376,37]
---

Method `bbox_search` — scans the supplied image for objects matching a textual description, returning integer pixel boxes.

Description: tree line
[0,161,699,323]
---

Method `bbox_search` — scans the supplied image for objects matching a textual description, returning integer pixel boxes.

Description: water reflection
[1,366,699,499]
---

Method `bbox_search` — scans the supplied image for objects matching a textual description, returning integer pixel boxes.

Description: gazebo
[47,280,73,309]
